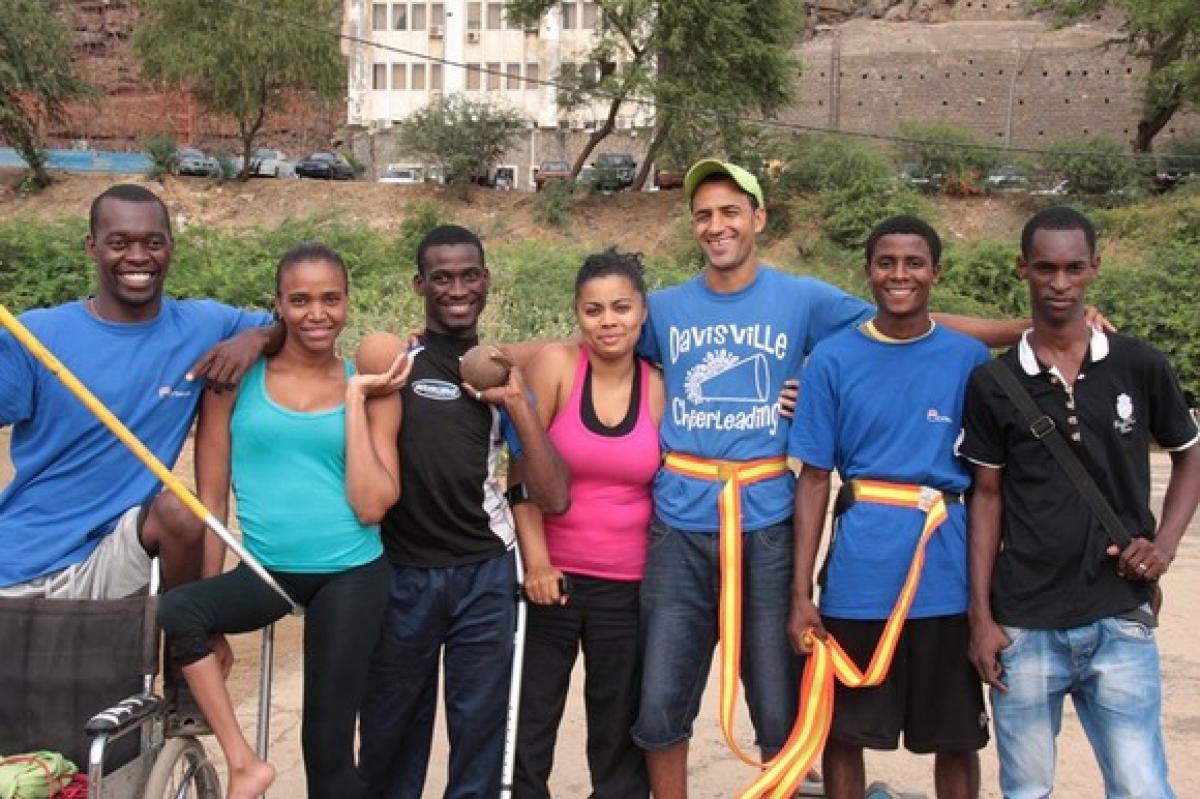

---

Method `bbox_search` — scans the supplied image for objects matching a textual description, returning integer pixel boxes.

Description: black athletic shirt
[381,330,518,568]
[960,330,1199,629]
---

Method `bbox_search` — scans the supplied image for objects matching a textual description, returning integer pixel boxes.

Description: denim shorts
[991,611,1175,799]
[631,517,801,755]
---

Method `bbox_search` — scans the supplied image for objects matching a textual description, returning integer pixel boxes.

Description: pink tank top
[544,347,660,581]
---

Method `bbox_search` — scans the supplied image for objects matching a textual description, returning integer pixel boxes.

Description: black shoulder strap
[985,359,1134,549]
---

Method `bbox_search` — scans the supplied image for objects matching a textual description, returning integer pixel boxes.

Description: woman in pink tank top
[510,250,664,798]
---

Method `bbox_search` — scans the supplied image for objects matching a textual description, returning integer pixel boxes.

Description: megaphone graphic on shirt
[688,353,771,404]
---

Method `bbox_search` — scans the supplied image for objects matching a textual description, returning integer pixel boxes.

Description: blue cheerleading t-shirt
[788,322,990,619]
[639,266,873,533]
[0,298,271,586]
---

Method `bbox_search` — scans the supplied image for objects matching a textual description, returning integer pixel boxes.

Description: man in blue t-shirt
[789,216,990,799]
[631,161,1027,798]
[0,184,274,600]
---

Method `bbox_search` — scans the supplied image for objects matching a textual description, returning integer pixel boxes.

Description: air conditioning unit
[466,30,481,43]
[429,24,443,38]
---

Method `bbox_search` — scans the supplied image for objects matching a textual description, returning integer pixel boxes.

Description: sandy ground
[2,426,1197,797]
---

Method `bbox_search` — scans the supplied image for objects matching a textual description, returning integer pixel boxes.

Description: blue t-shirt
[788,322,990,619]
[231,358,384,572]
[0,298,271,586]
[639,267,873,533]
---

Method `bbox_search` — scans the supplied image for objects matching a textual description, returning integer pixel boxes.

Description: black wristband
[505,483,531,506]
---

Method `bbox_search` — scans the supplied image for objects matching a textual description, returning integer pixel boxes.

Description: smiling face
[1019,227,1099,327]
[576,273,647,360]
[414,242,490,338]
[690,177,766,276]
[86,198,173,321]
[275,258,348,353]
[866,233,940,330]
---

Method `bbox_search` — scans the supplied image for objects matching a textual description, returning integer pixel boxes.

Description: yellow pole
[0,303,299,614]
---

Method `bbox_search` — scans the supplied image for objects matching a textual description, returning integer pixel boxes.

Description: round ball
[356,331,406,373]
[460,344,510,390]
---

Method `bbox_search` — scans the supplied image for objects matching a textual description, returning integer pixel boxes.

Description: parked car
[533,160,572,190]
[985,165,1029,192]
[241,148,290,178]
[378,165,425,184]
[899,162,942,193]
[1152,169,1192,192]
[294,152,355,180]
[176,147,219,177]
[592,152,637,191]
[654,167,684,190]
[1031,179,1070,196]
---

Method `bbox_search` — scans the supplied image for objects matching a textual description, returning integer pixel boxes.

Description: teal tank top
[229,357,383,572]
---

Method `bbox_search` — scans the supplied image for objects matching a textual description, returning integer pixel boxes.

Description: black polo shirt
[959,329,1198,629]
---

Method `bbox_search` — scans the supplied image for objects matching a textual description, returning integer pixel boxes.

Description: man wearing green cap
[629,159,1029,797]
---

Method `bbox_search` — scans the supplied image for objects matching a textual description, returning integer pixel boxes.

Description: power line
[204,0,1197,165]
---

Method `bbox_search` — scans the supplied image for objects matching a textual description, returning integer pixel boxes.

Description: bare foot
[227,758,275,799]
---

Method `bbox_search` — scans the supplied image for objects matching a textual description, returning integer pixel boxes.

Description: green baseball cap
[684,159,765,208]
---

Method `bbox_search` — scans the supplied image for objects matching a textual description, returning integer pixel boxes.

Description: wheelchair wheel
[142,737,221,799]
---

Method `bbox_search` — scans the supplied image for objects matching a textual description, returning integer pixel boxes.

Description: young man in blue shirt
[0,184,274,600]
[789,216,990,799]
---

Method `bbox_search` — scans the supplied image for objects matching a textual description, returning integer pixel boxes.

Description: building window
[392,63,406,90]
[560,62,577,84]
[373,63,388,90]
[525,62,539,86]
[372,3,388,30]
[392,3,407,30]
[561,2,576,29]
[431,63,443,89]
[505,63,521,90]
[582,1,598,28]
[431,2,444,26]
[466,63,482,90]
[581,62,599,87]
[412,63,426,90]
[487,62,501,91]
[486,2,502,30]
[507,9,522,29]
[411,3,426,30]
[467,2,482,29]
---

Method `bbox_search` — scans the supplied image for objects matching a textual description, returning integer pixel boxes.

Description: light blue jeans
[991,613,1174,799]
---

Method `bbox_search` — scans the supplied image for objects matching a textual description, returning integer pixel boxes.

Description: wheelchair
[0,572,221,799]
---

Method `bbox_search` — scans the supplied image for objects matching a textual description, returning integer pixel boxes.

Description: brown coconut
[460,344,510,390]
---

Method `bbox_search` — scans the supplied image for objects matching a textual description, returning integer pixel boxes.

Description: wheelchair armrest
[84,694,161,737]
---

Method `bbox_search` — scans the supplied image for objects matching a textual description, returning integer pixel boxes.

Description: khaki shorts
[0,507,152,599]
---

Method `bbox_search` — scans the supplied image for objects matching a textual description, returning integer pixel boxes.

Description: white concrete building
[344,0,652,132]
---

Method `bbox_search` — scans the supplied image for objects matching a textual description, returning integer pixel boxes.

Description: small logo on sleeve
[926,408,952,424]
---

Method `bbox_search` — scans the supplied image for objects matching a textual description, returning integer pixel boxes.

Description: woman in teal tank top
[158,243,413,799]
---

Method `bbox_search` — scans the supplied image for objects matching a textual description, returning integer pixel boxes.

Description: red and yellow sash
[663,452,949,799]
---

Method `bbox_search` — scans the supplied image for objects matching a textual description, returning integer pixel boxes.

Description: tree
[0,0,92,189]
[1040,135,1140,194]
[1025,0,1200,152]
[505,0,800,188]
[134,0,344,181]
[895,121,1002,195]
[397,95,528,199]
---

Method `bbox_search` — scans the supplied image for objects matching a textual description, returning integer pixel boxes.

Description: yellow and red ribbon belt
[664,453,949,799]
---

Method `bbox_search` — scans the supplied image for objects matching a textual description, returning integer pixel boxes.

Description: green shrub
[0,218,91,308]
[939,239,1027,318]
[896,122,1000,195]
[819,186,934,250]
[143,133,179,180]
[1040,136,1140,196]
[1159,135,1200,175]
[532,179,573,230]
[776,134,894,197]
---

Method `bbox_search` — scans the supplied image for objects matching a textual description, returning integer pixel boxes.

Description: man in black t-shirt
[358,225,569,799]
[960,207,1199,799]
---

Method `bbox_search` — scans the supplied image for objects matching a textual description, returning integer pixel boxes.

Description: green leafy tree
[1025,0,1200,152]
[134,0,344,181]
[1040,135,1140,194]
[0,0,93,189]
[397,95,528,199]
[896,121,1000,195]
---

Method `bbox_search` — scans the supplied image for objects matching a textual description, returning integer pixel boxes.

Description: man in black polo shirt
[960,206,1200,799]
[358,224,570,798]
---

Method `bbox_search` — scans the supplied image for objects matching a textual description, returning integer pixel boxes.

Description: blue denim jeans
[631,517,801,755]
[992,612,1174,799]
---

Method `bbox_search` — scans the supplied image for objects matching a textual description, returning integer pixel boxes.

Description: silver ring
[1137,562,1148,572]
[475,390,483,401]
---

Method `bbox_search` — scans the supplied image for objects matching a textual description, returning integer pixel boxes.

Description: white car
[1031,179,1070,196]
[378,165,426,184]
[232,147,291,178]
